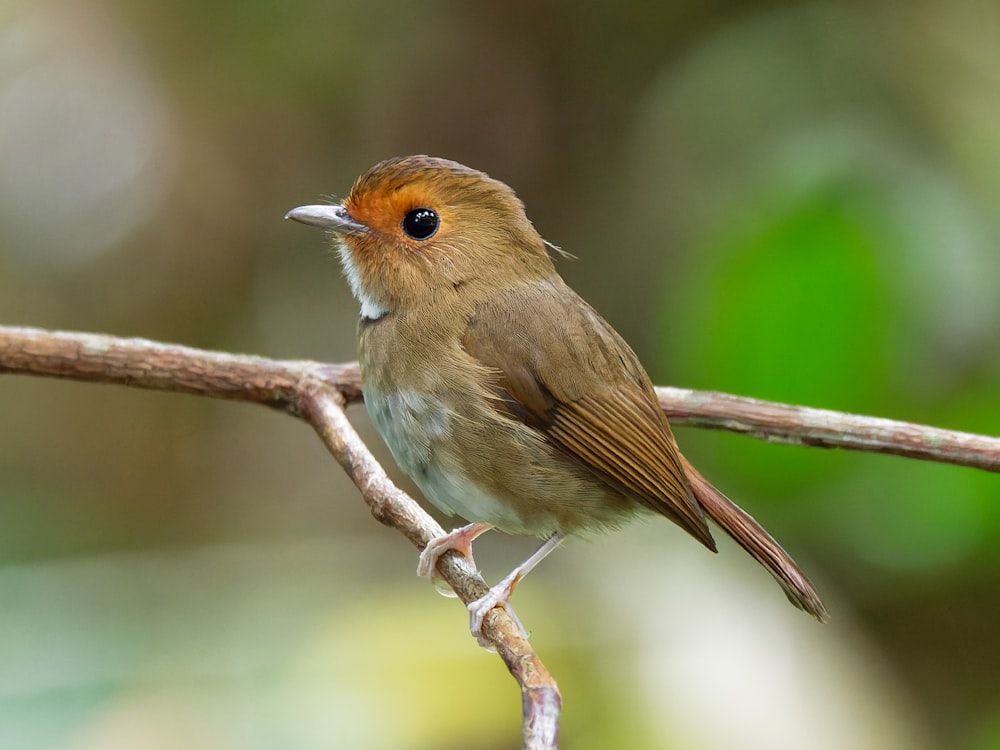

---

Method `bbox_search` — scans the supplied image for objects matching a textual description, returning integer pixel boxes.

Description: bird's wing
[461,280,715,550]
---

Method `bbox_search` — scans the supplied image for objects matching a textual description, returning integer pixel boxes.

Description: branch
[0,326,559,750]
[2,324,998,747]
[657,387,1000,473]
[2,325,993,472]
[300,388,560,749]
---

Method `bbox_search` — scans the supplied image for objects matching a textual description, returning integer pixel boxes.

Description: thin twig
[657,387,1000,473]
[299,385,561,748]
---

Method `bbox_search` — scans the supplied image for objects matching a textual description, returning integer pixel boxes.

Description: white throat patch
[337,244,390,321]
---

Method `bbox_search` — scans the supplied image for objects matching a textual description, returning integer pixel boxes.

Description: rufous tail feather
[681,455,829,621]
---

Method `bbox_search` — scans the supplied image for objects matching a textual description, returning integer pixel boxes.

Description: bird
[286,155,827,644]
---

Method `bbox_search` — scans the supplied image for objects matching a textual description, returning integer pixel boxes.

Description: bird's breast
[358,312,641,537]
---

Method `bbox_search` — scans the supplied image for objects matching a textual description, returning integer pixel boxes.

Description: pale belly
[364,386,536,533]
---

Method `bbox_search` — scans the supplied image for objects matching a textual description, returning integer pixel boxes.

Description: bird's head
[287,156,555,320]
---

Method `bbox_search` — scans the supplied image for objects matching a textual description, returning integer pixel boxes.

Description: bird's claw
[468,570,528,648]
[417,522,493,598]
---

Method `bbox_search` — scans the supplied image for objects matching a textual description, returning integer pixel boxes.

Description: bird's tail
[680,455,829,622]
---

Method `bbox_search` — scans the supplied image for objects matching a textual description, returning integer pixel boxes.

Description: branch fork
[2,324,997,749]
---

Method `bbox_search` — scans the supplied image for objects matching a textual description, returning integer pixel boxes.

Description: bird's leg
[417,522,494,597]
[469,533,564,647]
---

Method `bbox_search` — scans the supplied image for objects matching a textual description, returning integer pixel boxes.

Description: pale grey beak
[284,204,366,234]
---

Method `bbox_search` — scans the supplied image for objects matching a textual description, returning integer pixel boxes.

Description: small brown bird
[287,156,827,643]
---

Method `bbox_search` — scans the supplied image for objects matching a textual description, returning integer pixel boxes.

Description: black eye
[402,207,439,240]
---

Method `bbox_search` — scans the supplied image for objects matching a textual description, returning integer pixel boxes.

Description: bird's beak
[284,204,366,234]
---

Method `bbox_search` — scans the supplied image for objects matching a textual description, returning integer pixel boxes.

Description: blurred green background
[1,1,999,748]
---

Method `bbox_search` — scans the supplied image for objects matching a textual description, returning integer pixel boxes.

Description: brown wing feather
[462,281,715,550]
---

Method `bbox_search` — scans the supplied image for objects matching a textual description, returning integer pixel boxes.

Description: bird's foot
[417,522,494,597]
[468,568,529,648]
[467,533,564,648]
